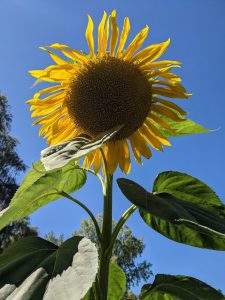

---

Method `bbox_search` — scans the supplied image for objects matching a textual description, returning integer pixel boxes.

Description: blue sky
[1,0,225,294]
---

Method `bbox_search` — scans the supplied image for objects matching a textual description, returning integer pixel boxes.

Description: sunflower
[27,10,190,174]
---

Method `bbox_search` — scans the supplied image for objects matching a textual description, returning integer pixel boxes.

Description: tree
[44,231,64,246]
[0,94,37,252]
[73,214,153,292]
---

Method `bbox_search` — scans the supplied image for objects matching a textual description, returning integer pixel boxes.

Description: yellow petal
[129,132,152,160]
[28,91,65,106]
[110,10,119,56]
[93,149,103,173]
[132,39,170,65]
[29,65,74,82]
[118,140,131,174]
[148,112,174,132]
[30,98,63,110]
[129,136,142,164]
[149,69,182,83]
[102,17,109,56]
[31,104,62,117]
[152,86,189,99]
[139,125,163,150]
[98,11,107,58]
[116,17,130,58]
[140,60,182,72]
[151,104,185,121]
[153,97,187,115]
[33,107,66,126]
[152,80,186,93]
[147,65,180,78]
[122,26,149,60]
[160,72,181,83]
[38,112,65,136]
[144,120,171,146]
[86,15,95,58]
[106,141,118,174]
[83,152,95,170]
[48,120,76,145]
[27,85,66,101]
[39,47,68,65]
[48,43,88,64]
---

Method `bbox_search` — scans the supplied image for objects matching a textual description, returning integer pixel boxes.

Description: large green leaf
[153,171,222,210]
[107,262,126,300]
[0,161,86,230]
[140,274,224,300]
[117,174,225,250]
[0,236,98,300]
[0,236,82,285]
[43,237,98,300]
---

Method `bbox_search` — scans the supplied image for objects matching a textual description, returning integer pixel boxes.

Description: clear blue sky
[1,0,225,294]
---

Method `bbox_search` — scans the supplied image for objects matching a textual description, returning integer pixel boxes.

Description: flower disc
[66,56,152,139]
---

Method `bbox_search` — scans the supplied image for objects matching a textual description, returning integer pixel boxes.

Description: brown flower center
[66,56,152,140]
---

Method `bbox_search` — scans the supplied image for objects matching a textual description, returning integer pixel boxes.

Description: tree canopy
[0,94,37,252]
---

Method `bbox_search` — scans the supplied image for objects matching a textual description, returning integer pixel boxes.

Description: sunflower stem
[98,149,113,300]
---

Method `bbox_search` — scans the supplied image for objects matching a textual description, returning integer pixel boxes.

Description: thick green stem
[98,149,113,300]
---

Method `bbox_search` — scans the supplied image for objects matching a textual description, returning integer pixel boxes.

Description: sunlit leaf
[117,173,225,250]
[107,262,126,300]
[140,274,224,300]
[0,161,86,230]
[153,112,211,138]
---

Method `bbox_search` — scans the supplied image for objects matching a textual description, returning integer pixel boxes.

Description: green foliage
[0,218,37,254]
[153,112,211,138]
[153,171,221,208]
[140,274,224,300]
[123,291,138,300]
[0,236,98,299]
[44,231,64,246]
[0,94,26,207]
[117,172,225,250]
[0,94,37,252]
[73,214,153,290]
[0,236,85,286]
[0,161,87,231]
[107,262,126,300]
[82,262,126,300]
